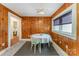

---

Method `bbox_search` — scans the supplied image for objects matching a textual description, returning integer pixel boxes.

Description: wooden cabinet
[0,4,8,51]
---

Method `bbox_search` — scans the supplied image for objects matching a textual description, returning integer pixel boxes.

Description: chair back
[31,37,42,44]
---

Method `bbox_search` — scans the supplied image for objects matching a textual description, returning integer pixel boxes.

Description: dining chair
[42,38,50,47]
[31,37,42,54]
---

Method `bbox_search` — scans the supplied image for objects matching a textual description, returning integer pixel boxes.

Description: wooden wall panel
[0,4,8,50]
[51,32,76,55]
[51,3,77,56]
[3,7,8,48]
[0,4,4,50]
[22,17,51,38]
[22,17,31,38]
[0,4,21,51]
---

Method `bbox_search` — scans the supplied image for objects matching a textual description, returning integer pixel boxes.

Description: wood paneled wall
[0,4,8,50]
[51,32,76,55]
[51,3,78,56]
[0,4,21,51]
[22,16,52,38]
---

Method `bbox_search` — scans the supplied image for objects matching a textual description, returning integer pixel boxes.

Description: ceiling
[2,3,63,16]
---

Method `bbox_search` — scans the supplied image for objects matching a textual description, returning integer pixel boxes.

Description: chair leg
[48,43,50,47]
[34,44,36,54]
[48,42,50,47]
[39,43,41,53]
[31,44,33,50]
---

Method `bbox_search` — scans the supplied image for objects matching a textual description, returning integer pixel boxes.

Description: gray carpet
[14,41,59,56]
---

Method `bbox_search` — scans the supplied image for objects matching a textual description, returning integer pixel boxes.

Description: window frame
[52,4,77,40]
[53,11,72,34]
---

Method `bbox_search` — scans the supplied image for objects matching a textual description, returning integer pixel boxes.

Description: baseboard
[0,40,26,56]
[0,47,9,56]
[52,41,68,56]
[21,39,31,41]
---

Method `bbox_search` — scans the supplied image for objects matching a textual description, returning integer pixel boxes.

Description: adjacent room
[0,3,79,56]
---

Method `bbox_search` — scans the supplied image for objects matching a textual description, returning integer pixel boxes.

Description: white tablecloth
[31,34,52,44]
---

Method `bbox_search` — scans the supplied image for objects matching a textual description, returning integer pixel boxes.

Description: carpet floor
[14,41,59,56]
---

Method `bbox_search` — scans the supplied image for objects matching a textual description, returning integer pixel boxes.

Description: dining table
[31,34,52,44]
[30,33,52,54]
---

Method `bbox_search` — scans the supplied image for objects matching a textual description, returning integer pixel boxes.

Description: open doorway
[8,12,21,48]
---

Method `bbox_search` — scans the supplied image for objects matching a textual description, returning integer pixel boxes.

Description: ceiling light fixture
[36,9,45,15]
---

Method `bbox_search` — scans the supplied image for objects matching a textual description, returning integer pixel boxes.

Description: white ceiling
[2,3,63,16]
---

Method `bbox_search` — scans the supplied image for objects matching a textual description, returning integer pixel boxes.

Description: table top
[31,34,52,41]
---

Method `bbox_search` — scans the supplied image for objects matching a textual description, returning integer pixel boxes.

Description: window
[53,11,72,34]
[61,11,72,33]
[54,26,60,31]
[53,18,60,31]
[52,4,77,40]
[62,24,72,33]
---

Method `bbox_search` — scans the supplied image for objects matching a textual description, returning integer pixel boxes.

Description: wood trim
[76,3,79,55]
[22,16,51,17]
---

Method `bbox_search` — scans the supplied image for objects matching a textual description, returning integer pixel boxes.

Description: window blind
[61,11,72,25]
[54,18,60,26]
[53,11,72,26]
